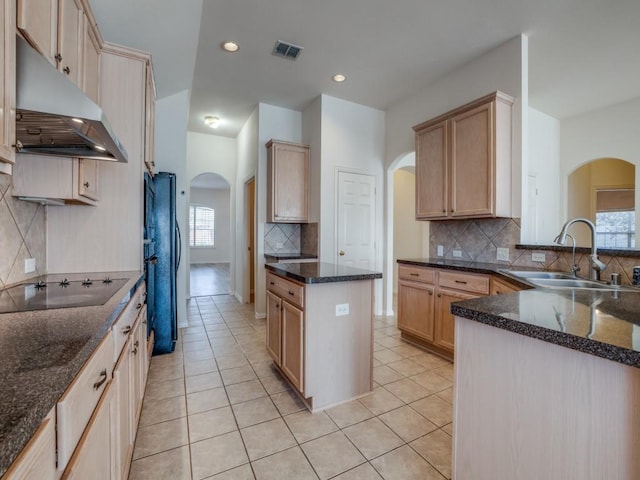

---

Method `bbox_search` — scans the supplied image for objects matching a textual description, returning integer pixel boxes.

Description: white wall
[155,89,190,326]
[560,97,640,237]
[235,109,258,305]
[316,95,386,314]
[189,187,231,264]
[527,108,561,244]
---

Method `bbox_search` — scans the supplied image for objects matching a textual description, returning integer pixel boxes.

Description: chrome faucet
[554,218,606,281]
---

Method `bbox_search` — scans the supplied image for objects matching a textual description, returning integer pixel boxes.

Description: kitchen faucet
[554,218,606,281]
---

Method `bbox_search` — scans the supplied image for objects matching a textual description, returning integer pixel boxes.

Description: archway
[188,173,232,296]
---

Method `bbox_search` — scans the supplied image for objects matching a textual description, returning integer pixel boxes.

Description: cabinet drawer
[398,265,435,284]
[438,271,489,295]
[57,330,114,472]
[112,285,145,362]
[266,273,304,308]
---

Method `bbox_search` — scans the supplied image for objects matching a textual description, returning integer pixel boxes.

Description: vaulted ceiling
[90,0,640,138]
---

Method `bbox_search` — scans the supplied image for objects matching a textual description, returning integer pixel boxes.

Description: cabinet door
[17,0,58,66]
[113,338,132,480]
[491,277,520,295]
[435,288,477,352]
[82,21,100,104]
[266,291,282,364]
[415,120,448,219]
[0,0,16,169]
[267,141,309,222]
[450,101,494,217]
[57,0,83,88]
[144,65,155,173]
[131,316,146,426]
[397,279,435,341]
[61,381,115,480]
[281,301,304,393]
[78,159,99,201]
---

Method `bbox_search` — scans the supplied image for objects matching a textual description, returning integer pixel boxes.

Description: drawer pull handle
[409,273,419,277]
[288,291,294,296]
[136,303,143,309]
[93,369,108,390]
[270,281,275,285]
[132,347,138,355]
[454,280,468,284]
[134,340,140,348]
[122,325,132,335]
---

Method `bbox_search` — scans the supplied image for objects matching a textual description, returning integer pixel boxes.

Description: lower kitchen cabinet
[397,264,489,359]
[266,290,282,363]
[113,336,132,480]
[281,301,304,393]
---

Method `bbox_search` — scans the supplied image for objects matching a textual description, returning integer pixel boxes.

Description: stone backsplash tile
[264,223,301,254]
[0,175,46,288]
[301,223,318,255]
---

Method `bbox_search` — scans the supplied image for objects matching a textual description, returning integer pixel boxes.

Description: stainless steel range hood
[15,37,128,163]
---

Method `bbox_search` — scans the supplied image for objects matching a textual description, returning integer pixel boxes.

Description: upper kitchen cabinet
[17,0,101,100]
[0,0,16,173]
[267,140,309,223]
[413,91,514,220]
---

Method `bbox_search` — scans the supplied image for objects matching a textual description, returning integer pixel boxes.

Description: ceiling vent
[273,40,303,60]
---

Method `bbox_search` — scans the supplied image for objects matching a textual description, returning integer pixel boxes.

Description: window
[595,189,635,248]
[189,205,215,247]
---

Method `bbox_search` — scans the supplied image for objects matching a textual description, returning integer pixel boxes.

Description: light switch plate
[335,303,350,316]
[437,245,444,257]
[532,252,546,262]
[497,247,510,261]
[25,258,36,273]
[452,250,462,258]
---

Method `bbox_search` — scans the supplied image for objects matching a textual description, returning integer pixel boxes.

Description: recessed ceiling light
[221,41,239,53]
[332,74,347,83]
[204,116,221,128]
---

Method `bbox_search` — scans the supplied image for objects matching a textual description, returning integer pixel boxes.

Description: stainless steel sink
[502,270,639,292]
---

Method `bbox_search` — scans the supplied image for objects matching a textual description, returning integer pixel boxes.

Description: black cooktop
[0,278,128,314]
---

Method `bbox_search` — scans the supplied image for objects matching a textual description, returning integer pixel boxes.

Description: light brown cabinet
[17,0,58,66]
[266,273,305,394]
[57,0,83,88]
[413,91,514,220]
[13,155,99,205]
[82,17,101,104]
[397,264,489,358]
[266,140,309,223]
[0,0,16,173]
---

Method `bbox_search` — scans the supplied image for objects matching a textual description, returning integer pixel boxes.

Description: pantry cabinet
[413,91,514,220]
[266,140,309,223]
[0,0,16,172]
[397,264,489,359]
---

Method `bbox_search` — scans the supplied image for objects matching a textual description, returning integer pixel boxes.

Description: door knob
[339,250,345,256]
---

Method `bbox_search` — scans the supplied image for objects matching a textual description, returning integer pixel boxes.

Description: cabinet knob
[63,66,71,75]
[428,291,433,296]
[339,250,345,256]
[136,302,143,309]
[55,53,62,62]
[122,325,132,335]
[84,181,90,188]
[437,293,442,298]
[93,369,108,390]
[288,291,294,296]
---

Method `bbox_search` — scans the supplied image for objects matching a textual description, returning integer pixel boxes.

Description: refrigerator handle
[176,222,182,270]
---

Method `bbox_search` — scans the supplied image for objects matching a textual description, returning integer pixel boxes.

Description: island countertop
[0,271,144,477]
[396,257,640,368]
[265,262,382,284]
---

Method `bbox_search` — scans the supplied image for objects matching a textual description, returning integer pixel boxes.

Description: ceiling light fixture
[221,41,239,53]
[204,116,220,128]
[332,74,347,83]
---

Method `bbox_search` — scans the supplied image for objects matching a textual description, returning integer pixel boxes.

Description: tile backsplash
[0,175,46,288]
[264,222,318,256]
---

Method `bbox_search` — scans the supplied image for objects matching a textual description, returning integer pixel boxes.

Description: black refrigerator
[145,171,181,354]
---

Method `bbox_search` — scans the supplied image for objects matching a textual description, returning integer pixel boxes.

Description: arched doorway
[189,173,232,296]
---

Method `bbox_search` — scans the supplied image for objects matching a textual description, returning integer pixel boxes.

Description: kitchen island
[451,287,640,480]
[0,272,144,478]
[265,262,382,411]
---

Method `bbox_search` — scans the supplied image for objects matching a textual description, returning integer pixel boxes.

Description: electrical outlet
[335,303,350,316]
[452,250,462,258]
[497,247,510,261]
[24,258,36,273]
[532,252,546,262]
[437,245,444,257]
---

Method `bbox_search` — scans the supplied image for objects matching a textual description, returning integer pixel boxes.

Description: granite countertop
[0,271,144,477]
[266,262,382,284]
[397,258,640,368]
[264,253,318,261]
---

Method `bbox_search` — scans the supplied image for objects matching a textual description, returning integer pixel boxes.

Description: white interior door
[337,171,376,269]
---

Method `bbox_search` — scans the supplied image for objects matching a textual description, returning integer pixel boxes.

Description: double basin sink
[502,270,638,292]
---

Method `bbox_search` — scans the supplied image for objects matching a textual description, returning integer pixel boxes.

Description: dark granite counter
[266,262,382,284]
[517,243,640,258]
[264,253,318,262]
[0,271,144,477]
[397,258,640,368]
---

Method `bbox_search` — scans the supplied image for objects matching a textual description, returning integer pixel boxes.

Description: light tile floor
[129,295,453,480]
